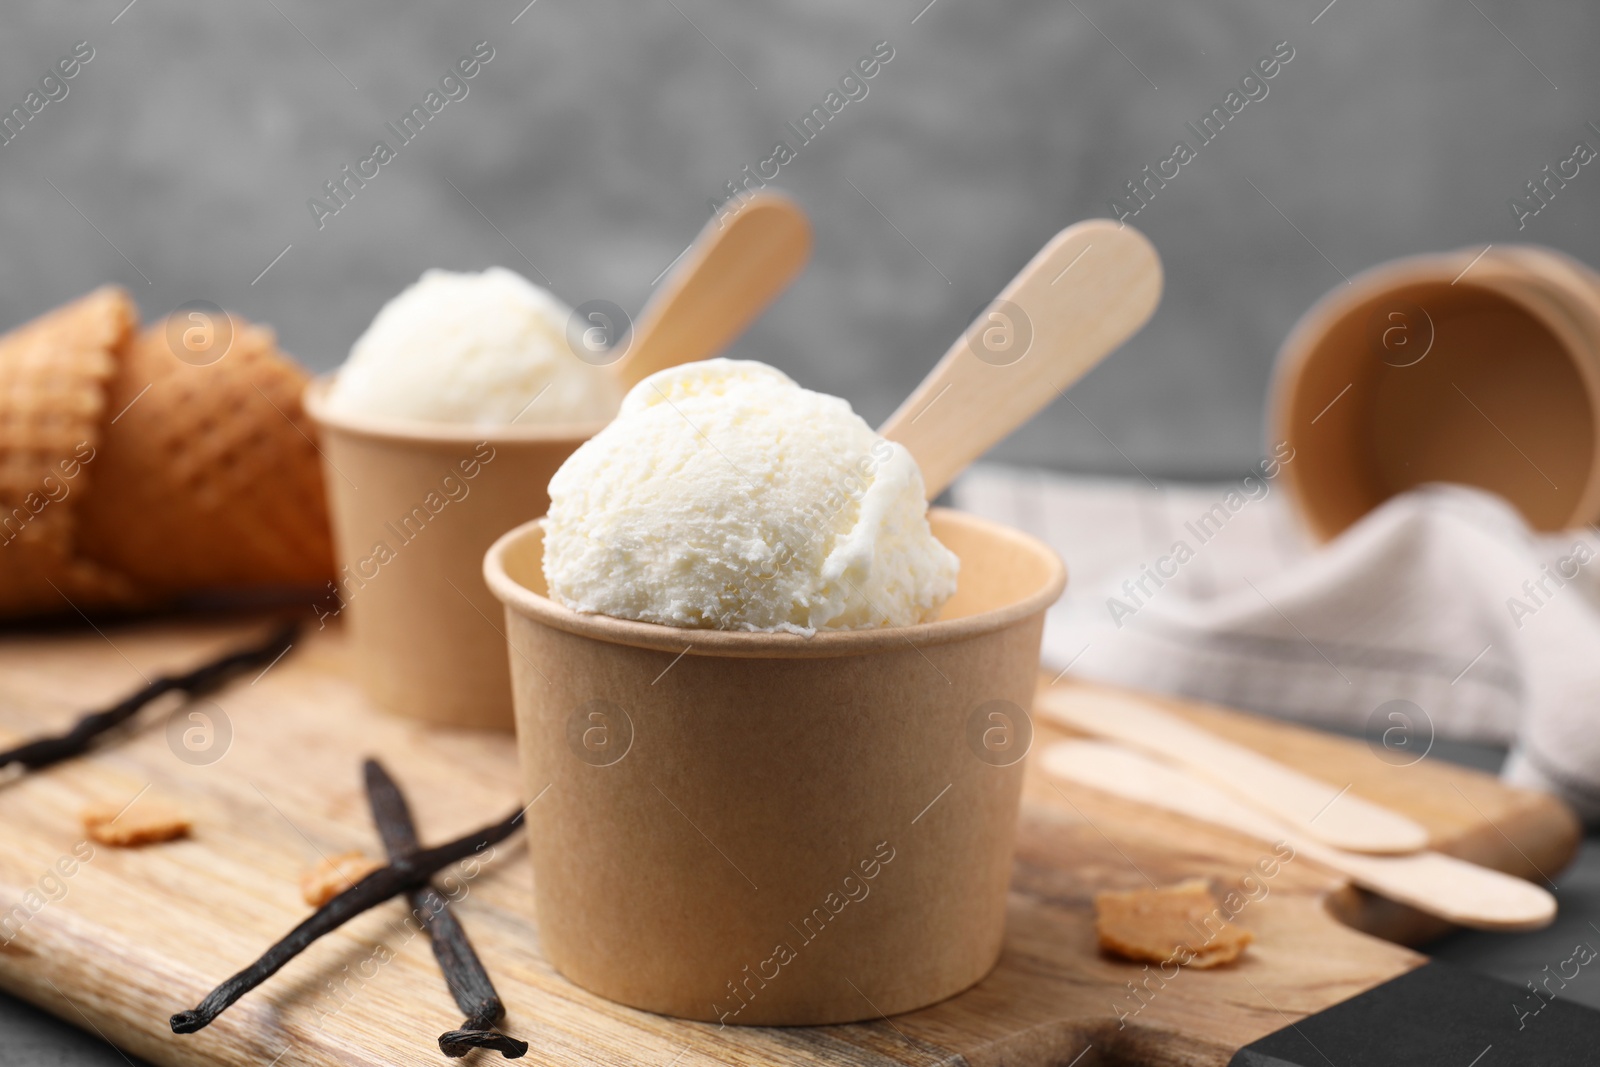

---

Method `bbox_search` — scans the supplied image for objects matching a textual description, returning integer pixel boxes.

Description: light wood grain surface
[0,619,1578,1067]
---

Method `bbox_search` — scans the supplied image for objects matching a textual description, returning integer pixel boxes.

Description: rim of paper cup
[483,507,1068,659]
[303,375,610,445]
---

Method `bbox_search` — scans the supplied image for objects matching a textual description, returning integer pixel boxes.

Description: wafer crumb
[299,851,383,907]
[1094,878,1253,969]
[81,799,193,847]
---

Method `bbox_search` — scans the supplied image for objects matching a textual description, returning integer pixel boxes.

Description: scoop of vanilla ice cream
[325,267,621,426]
[542,359,959,633]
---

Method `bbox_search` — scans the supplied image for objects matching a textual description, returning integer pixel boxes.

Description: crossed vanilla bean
[364,759,527,1059]
[171,804,525,1035]
[0,623,298,773]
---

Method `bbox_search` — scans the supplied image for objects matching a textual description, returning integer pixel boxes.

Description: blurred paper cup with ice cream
[484,359,1066,1022]
[306,267,620,729]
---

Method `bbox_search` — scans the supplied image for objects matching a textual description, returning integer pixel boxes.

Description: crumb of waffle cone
[1094,878,1253,969]
[0,287,145,618]
[299,851,384,907]
[82,799,193,847]
[75,313,334,592]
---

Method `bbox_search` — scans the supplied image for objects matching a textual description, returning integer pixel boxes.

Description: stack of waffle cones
[0,286,333,619]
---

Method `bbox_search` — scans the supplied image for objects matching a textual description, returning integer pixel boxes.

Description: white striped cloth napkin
[952,465,1600,822]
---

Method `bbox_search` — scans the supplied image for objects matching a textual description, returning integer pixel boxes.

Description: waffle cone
[75,312,334,593]
[0,288,334,618]
[0,287,143,616]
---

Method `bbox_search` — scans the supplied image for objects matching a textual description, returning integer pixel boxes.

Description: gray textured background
[4,1,1600,1058]
[3,0,1598,478]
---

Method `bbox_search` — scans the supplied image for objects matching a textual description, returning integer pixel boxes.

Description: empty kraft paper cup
[483,508,1066,1024]
[305,378,605,729]
[1271,244,1600,540]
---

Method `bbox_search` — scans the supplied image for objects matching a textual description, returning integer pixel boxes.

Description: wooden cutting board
[0,618,1579,1067]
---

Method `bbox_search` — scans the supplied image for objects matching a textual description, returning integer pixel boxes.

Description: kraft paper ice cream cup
[305,377,605,729]
[483,508,1066,1024]
[1271,245,1600,540]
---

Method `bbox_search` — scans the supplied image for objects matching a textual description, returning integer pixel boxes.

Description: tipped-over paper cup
[1271,245,1600,540]
[305,378,605,729]
[484,508,1066,1024]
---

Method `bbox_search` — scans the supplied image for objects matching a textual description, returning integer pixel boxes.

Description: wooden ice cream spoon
[610,191,813,389]
[880,218,1162,498]
[1036,685,1432,855]
[1043,740,1557,931]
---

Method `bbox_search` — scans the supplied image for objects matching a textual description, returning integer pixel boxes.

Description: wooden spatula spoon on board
[1042,740,1556,931]
[608,191,812,389]
[1036,685,1431,855]
[880,218,1162,498]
